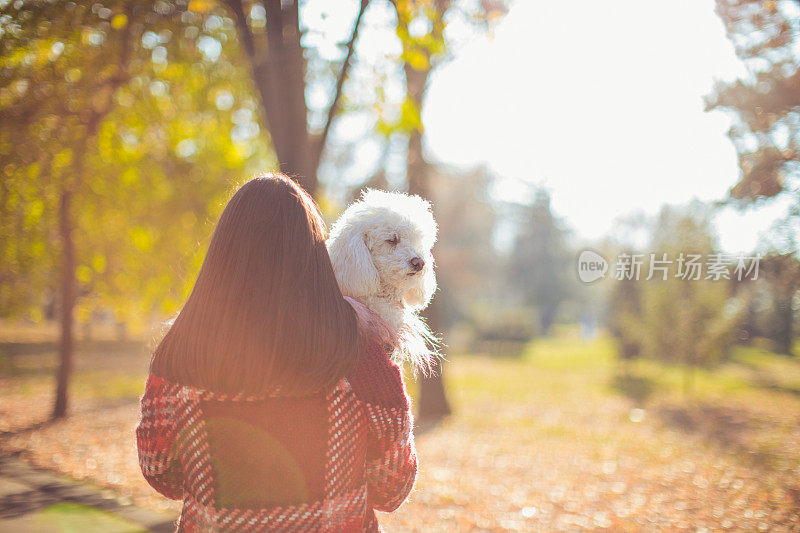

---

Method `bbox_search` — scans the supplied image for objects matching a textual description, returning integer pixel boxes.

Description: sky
[308,0,794,254]
[421,0,792,254]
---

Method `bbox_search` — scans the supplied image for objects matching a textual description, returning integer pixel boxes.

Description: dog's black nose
[409,257,425,271]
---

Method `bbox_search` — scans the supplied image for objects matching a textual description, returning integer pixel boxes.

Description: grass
[384,333,800,531]
[32,503,147,533]
[0,326,151,405]
[2,322,800,531]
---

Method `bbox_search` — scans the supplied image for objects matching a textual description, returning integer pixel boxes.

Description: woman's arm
[363,399,418,511]
[349,340,418,512]
[135,375,184,500]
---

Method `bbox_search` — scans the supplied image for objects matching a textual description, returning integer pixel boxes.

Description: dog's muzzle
[407,257,424,275]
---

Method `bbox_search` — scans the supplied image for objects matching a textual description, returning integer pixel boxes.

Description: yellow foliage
[130,227,154,252]
[224,144,247,168]
[121,167,138,186]
[188,0,214,14]
[402,49,430,71]
[111,14,128,30]
[53,148,73,171]
[91,254,106,274]
[76,265,92,284]
[26,199,44,223]
[400,97,423,132]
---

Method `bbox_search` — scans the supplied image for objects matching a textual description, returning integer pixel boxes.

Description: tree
[390,0,450,422]
[509,189,572,335]
[1,0,140,418]
[707,0,800,354]
[706,0,800,205]
[631,205,742,393]
[606,269,642,375]
[428,166,498,323]
[0,0,269,417]
[221,0,369,195]
[391,0,507,422]
[761,253,800,355]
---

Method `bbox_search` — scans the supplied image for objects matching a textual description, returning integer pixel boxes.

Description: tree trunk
[228,0,315,195]
[419,369,451,420]
[53,188,75,419]
[405,64,451,423]
[405,64,429,198]
[53,139,90,420]
[773,294,793,355]
[417,296,452,421]
[407,130,451,422]
[257,1,313,193]
[49,6,132,419]
[226,0,370,195]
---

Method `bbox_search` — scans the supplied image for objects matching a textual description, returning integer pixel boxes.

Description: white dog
[327,189,439,370]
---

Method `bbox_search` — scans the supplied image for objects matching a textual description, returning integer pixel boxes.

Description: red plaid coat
[136,334,417,532]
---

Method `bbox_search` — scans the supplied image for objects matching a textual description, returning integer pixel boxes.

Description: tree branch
[263,0,285,50]
[87,1,136,135]
[312,0,369,173]
[225,0,256,60]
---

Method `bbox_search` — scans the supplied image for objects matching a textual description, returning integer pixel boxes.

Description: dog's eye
[386,234,399,246]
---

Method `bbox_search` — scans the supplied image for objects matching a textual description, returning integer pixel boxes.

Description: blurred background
[1,0,799,531]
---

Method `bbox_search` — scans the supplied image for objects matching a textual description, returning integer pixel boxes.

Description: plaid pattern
[136,339,417,532]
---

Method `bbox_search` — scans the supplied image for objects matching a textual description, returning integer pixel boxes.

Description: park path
[0,454,176,532]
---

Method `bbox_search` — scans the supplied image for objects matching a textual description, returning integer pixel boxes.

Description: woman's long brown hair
[151,173,360,395]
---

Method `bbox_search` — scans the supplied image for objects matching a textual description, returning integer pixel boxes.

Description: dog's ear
[327,226,380,299]
[404,259,437,310]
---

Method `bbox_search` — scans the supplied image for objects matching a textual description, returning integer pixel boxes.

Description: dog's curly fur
[327,189,439,371]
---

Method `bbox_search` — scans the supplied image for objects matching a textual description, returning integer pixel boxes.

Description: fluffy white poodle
[327,189,439,370]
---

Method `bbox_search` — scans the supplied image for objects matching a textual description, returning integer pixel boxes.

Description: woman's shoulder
[343,298,408,409]
[344,296,397,347]
[346,338,409,409]
[142,373,180,398]
[143,372,295,402]
[345,296,405,402]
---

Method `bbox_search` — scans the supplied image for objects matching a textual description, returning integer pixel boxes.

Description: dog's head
[327,189,437,310]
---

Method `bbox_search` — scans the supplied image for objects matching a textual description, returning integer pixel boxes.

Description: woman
[136,174,417,532]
